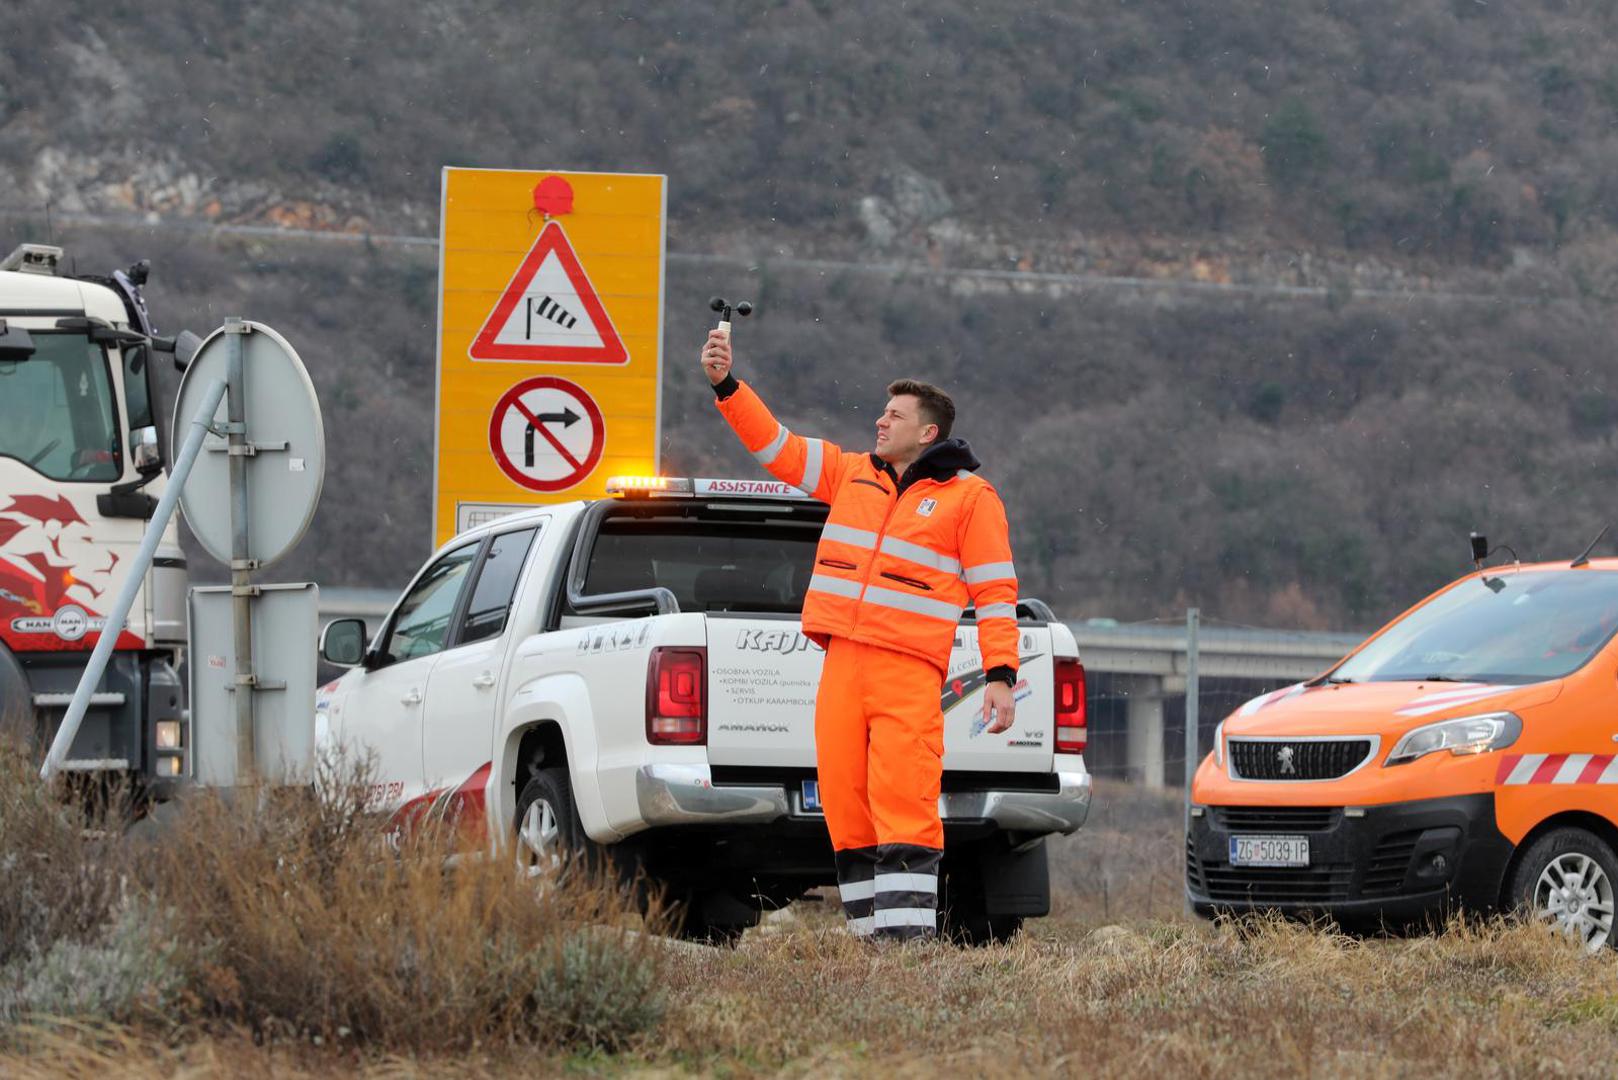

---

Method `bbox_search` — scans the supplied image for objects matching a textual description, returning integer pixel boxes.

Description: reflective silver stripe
[799,437,824,494]
[808,573,863,599]
[753,424,790,466]
[839,879,877,902]
[879,535,961,575]
[822,523,878,549]
[963,561,1016,585]
[847,915,876,937]
[875,872,937,894]
[976,602,1018,620]
[861,585,963,622]
[873,907,936,929]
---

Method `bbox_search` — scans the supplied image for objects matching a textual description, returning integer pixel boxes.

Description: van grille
[1199,864,1354,905]
[1361,830,1422,898]
[1229,739,1372,781]
[1213,806,1339,832]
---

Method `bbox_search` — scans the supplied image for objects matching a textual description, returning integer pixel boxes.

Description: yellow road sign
[434,167,665,546]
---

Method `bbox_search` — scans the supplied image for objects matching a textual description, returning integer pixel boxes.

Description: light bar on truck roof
[605,476,810,500]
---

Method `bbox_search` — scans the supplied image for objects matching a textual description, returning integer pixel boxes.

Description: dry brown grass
[9,775,1618,1077]
[0,746,666,1056]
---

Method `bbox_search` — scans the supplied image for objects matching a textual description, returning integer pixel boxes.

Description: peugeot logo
[1277,746,1297,775]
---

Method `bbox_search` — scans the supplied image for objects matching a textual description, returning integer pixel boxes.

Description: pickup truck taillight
[1054,657,1087,754]
[647,647,707,745]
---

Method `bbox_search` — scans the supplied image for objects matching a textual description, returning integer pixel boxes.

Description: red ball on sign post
[533,176,574,216]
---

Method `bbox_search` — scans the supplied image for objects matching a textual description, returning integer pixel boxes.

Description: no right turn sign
[487,376,606,492]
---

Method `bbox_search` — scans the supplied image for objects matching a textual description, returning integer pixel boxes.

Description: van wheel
[514,768,585,877]
[1509,827,1618,953]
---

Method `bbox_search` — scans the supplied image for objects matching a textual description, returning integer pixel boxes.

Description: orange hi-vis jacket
[715,378,1020,678]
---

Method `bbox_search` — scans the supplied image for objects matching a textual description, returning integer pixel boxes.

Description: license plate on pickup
[1229,835,1310,867]
[798,779,823,815]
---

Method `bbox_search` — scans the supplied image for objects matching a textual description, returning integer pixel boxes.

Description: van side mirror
[320,619,369,667]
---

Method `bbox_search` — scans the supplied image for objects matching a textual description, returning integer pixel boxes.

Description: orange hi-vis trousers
[817,635,945,941]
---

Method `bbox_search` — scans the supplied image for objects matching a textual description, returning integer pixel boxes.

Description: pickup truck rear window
[581,519,822,614]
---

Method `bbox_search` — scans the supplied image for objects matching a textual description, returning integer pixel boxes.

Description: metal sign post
[224,319,257,781]
[175,319,325,787]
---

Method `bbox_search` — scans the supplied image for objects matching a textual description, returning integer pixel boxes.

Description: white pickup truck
[316,476,1091,943]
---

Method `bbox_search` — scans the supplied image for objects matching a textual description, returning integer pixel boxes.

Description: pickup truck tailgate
[706,618,1055,772]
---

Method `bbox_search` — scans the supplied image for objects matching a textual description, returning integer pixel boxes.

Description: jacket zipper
[854,478,937,633]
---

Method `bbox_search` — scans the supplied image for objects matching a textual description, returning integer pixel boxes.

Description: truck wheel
[1509,827,1618,953]
[669,889,757,947]
[941,858,1024,947]
[0,644,39,753]
[514,767,586,877]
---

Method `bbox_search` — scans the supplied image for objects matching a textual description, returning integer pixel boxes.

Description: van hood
[1223,678,1565,740]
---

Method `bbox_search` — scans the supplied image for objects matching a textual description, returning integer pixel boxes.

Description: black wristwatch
[986,665,1016,687]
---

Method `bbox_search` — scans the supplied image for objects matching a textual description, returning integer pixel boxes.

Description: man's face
[874,394,937,464]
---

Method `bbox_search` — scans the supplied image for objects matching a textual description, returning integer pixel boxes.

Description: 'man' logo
[736,629,822,654]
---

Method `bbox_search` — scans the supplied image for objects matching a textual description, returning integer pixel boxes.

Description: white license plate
[1229,835,1310,867]
[799,779,823,815]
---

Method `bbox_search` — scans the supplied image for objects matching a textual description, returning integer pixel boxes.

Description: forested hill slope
[4,2,1618,628]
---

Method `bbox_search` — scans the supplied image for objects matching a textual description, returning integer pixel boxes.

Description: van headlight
[1384,711,1522,766]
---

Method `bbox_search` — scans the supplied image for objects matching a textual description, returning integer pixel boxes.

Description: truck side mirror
[129,425,162,474]
[0,321,36,361]
[320,619,369,667]
[154,329,203,371]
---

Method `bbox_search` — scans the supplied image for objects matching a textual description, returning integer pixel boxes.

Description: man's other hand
[983,681,1015,734]
[701,329,733,386]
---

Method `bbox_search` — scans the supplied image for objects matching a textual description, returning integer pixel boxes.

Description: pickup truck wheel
[515,768,585,878]
[941,857,1025,947]
[1510,827,1618,953]
[669,889,755,947]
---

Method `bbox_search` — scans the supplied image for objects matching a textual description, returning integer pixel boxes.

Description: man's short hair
[887,378,955,442]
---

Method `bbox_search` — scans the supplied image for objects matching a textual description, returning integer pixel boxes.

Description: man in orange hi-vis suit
[701,329,1020,942]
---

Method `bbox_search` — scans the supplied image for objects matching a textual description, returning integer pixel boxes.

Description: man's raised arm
[701,329,856,503]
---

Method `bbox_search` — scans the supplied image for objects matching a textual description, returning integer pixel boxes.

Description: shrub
[0,746,125,971]
[0,900,190,1031]
[142,759,665,1051]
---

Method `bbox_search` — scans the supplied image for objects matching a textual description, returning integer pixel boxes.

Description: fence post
[1183,607,1201,815]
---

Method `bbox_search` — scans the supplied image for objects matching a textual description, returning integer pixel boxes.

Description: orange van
[1188,556,1618,950]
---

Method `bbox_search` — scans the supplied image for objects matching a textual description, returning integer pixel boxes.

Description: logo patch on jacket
[916,498,937,517]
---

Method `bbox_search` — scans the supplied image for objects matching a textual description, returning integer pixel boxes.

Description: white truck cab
[0,243,198,795]
[317,476,1092,942]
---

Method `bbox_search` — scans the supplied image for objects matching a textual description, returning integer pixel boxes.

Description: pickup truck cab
[1189,556,1618,951]
[318,476,1091,942]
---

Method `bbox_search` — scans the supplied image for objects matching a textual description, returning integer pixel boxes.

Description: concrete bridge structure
[316,589,1364,791]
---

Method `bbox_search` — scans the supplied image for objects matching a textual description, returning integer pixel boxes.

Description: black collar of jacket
[869,438,981,495]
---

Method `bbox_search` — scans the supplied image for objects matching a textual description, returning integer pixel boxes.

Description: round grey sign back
[173,321,325,569]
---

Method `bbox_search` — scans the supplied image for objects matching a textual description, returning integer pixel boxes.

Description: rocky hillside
[6,2,1618,627]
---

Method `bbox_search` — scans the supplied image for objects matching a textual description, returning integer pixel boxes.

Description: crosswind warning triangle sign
[469,221,628,364]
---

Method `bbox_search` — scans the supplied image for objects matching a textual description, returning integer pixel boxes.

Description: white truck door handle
[401,688,422,706]
[473,672,496,690]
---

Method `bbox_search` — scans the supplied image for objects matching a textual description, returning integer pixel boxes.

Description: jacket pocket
[879,571,933,591]
[818,558,858,571]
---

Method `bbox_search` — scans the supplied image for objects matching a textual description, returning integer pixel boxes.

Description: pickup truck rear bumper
[634,763,1092,835]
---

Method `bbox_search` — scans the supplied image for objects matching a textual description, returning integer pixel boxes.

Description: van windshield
[0,332,120,482]
[1331,570,1618,685]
